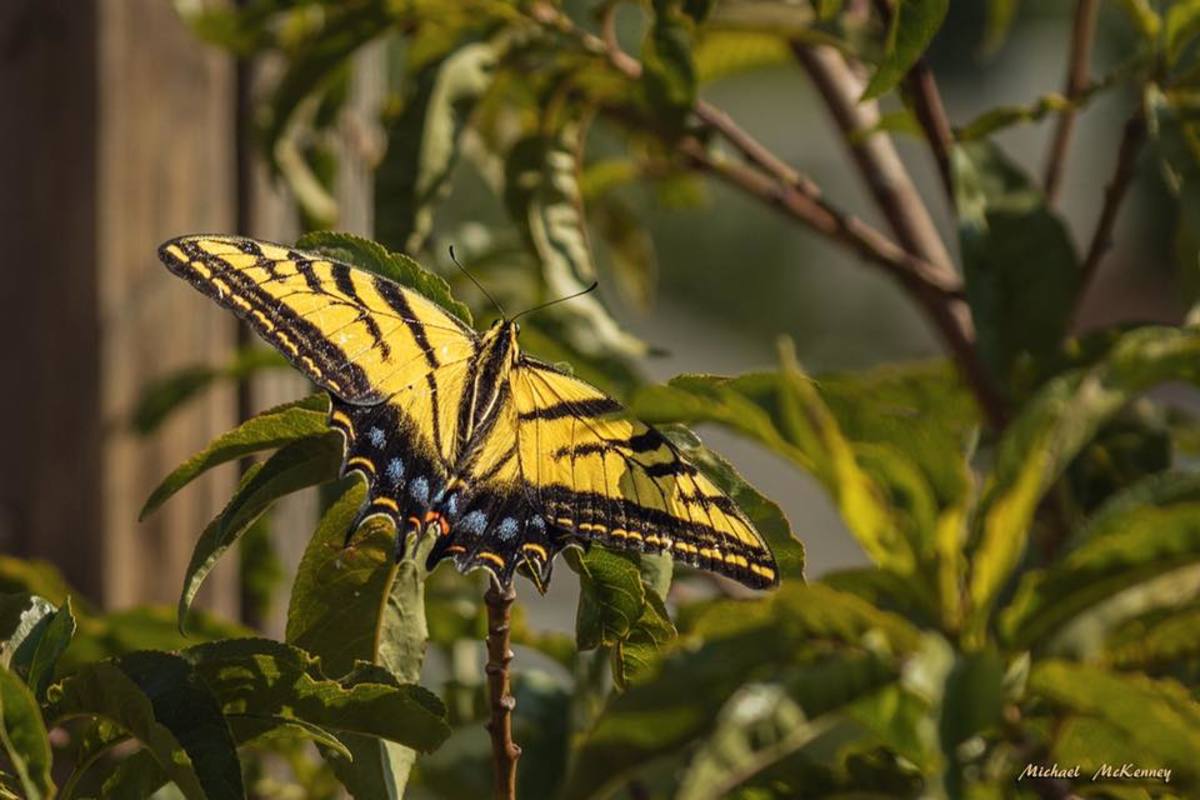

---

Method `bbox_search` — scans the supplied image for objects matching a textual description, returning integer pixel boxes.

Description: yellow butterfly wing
[510,358,779,588]
[159,235,479,466]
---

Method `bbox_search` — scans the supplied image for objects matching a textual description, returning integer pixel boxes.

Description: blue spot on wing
[386,457,405,485]
[409,476,429,504]
[497,517,519,541]
[369,427,387,448]
[460,510,487,536]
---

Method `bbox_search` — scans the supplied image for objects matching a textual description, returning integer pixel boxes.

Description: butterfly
[158,235,779,590]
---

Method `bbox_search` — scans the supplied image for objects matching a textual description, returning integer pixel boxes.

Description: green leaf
[980,0,1019,56]
[569,547,646,652]
[938,650,1004,796]
[285,481,434,797]
[590,195,657,311]
[951,140,1080,388]
[1167,1,1200,67]
[693,30,791,84]
[140,392,330,520]
[957,92,1073,142]
[862,0,948,100]
[1029,661,1200,788]
[0,595,55,673]
[1000,494,1200,650]
[179,433,343,632]
[642,0,698,126]
[505,127,647,358]
[633,348,908,575]
[0,558,73,607]
[46,651,245,800]
[183,638,449,752]
[562,585,917,800]
[132,348,290,435]
[297,230,473,325]
[968,325,1200,633]
[99,750,170,799]
[1114,0,1162,42]
[375,41,498,255]
[675,684,821,800]
[23,597,75,700]
[0,664,53,800]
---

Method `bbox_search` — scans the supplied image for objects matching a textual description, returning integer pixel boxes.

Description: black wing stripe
[518,398,621,421]
[374,276,440,369]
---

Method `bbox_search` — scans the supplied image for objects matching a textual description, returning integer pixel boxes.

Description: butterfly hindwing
[512,360,779,588]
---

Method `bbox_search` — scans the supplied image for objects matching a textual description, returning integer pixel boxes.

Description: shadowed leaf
[0,665,53,800]
[862,0,948,100]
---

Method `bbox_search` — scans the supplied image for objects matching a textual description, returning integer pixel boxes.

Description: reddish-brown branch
[794,42,953,270]
[484,581,520,800]
[1073,112,1145,322]
[1043,0,1100,204]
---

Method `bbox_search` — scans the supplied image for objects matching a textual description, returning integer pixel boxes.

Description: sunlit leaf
[298,230,473,325]
[179,434,343,632]
[22,597,75,700]
[140,393,330,520]
[980,0,1019,56]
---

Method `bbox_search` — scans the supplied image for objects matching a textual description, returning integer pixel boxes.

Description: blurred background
[0,0,1178,636]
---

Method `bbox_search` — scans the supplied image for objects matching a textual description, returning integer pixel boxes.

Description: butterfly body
[159,235,779,589]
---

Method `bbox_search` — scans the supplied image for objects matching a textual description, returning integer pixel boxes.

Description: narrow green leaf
[642,0,698,126]
[179,433,343,632]
[1029,661,1200,788]
[980,0,1019,56]
[952,140,1080,388]
[375,41,498,255]
[141,392,330,520]
[938,650,1004,796]
[1114,0,1162,42]
[505,127,647,358]
[46,651,245,800]
[693,30,792,84]
[183,638,449,752]
[968,325,1200,632]
[297,230,472,325]
[1000,500,1200,649]
[132,348,289,435]
[1103,601,1200,669]
[0,664,53,800]
[24,597,75,700]
[862,0,949,100]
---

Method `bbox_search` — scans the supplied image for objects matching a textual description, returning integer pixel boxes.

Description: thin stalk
[1043,0,1101,204]
[484,580,520,800]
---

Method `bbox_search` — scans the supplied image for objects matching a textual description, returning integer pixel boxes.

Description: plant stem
[1073,112,1145,322]
[484,579,520,800]
[870,0,956,201]
[793,42,954,269]
[1043,0,1100,204]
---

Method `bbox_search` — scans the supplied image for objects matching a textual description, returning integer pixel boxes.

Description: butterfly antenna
[448,245,505,319]
[511,281,600,322]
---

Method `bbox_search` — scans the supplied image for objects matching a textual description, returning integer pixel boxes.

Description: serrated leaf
[297,230,473,325]
[285,481,434,797]
[46,651,245,800]
[968,325,1200,634]
[141,393,330,520]
[375,41,498,255]
[0,595,55,674]
[952,140,1080,389]
[183,638,449,753]
[568,547,646,652]
[862,0,948,100]
[0,664,53,800]
[179,433,343,632]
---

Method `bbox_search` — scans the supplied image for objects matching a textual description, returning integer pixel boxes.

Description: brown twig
[484,580,520,800]
[793,42,954,270]
[1043,0,1101,204]
[870,0,956,201]
[1073,112,1145,323]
